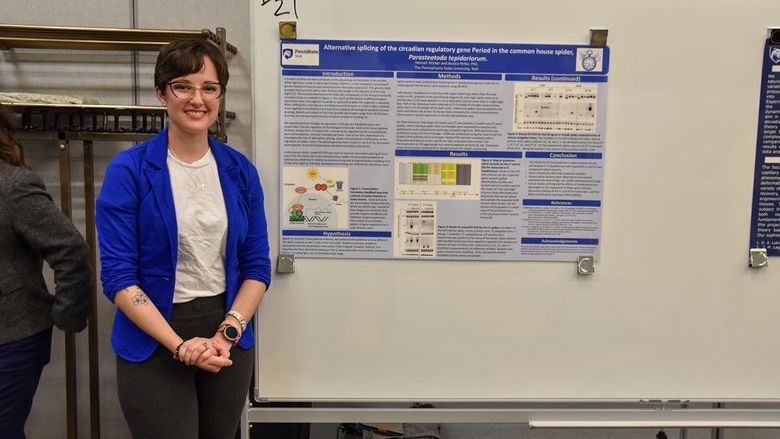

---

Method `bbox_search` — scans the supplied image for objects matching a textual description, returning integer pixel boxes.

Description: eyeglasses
[167,81,223,100]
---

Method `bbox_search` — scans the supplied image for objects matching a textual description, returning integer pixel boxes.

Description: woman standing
[96,39,271,438]
[0,104,92,439]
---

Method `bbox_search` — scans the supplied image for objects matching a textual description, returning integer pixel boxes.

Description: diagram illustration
[395,158,481,200]
[283,166,349,229]
[512,82,598,132]
[394,201,437,257]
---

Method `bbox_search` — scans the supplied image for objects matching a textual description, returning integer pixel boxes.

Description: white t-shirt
[167,148,227,303]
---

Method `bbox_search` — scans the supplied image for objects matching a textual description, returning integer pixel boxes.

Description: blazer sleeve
[11,171,92,332]
[95,156,140,302]
[238,162,272,288]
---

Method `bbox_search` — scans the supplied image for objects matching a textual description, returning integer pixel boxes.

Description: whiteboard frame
[252,0,780,413]
[244,405,780,427]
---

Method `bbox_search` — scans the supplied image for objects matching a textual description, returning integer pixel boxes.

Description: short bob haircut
[154,39,229,93]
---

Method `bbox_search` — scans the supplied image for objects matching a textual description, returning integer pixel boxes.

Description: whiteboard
[251,0,780,401]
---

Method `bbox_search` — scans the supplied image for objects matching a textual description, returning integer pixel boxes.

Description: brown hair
[154,39,229,93]
[0,104,29,169]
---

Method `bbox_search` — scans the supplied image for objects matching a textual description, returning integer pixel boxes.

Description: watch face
[224,325,240,340]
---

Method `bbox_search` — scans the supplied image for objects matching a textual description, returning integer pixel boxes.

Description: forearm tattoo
[130,288,150,306]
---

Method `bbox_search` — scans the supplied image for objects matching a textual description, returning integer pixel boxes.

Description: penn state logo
[581,49,597,71]
[283,48,294,60]
[771,47,780,64]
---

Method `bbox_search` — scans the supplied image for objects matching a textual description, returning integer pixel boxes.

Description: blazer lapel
[142,130,178,271]
[210,137,240,273]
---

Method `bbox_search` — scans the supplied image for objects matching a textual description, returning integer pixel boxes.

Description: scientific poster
[279,39,610,261]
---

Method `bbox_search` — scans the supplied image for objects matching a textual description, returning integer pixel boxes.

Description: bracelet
[173,341,184,360]
[226,310,247,332]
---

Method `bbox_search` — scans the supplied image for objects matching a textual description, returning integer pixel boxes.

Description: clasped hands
[175,335,233,373]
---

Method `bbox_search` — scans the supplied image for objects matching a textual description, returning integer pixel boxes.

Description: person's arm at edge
[11,171,92,332]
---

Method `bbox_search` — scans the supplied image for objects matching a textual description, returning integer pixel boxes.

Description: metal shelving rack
[0,24,237,439]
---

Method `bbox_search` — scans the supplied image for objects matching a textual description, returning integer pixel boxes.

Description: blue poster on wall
[750,40,780,254]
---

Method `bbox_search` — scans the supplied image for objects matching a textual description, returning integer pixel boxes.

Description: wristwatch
[226,310,247,332]
[219,323,241,345]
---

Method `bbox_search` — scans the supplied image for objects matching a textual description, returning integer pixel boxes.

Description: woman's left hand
[177,336,217,366]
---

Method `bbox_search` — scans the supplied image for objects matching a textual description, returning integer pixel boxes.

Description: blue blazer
[96,129,271,362]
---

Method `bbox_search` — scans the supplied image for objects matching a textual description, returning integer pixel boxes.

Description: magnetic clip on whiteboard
[589,28,608,47]
[577,256,595,275]
[279,21,297,40]
[277,254,296,273]
[749,248,768,268]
